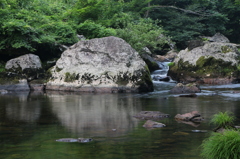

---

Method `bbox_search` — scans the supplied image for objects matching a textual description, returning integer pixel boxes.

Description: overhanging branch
[145,5,212,17]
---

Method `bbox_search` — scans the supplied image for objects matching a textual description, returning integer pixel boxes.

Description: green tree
[116,18,171,54]
[0,0,78,60]
[146,0,228,48]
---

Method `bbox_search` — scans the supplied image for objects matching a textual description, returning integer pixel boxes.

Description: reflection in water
[48,92,141,137]
[6,102,41,122]
[5,92,42,122]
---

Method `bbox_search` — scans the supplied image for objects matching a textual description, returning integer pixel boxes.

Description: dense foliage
[0,0,240,61]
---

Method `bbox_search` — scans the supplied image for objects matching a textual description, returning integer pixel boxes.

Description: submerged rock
[133,111,170,120]
[143,120,166,129]
[176,120,200,127]
[56,138,93,143]
[46,36,153,93]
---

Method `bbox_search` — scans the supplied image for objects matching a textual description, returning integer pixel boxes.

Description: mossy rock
[169,56,240,83]
[196,56,236,77]
[144,59,159,72]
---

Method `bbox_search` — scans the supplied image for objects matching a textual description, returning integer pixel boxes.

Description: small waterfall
[151,61,176,91]
[151,62,175,83]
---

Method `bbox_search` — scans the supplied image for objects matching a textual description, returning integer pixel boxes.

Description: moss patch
[64,72,77,82]
[221,46,232,53]
[169,56,240,82]
[196,56,235,77]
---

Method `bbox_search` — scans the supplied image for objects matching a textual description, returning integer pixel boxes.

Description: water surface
[1,83,240,159]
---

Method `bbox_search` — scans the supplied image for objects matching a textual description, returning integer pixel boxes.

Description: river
[0,63,240,159]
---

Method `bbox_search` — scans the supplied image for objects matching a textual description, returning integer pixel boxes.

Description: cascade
[151,61,176,91]
[151,61,175,83]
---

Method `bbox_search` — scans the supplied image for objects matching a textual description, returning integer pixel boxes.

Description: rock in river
[56,138,93,143]
[168,34,240,84]
[169,83,201,94]
[175,111,204,122]
[46,36,153,93]
[133,111,170,120]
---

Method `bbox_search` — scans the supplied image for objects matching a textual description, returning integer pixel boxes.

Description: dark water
[1,83,240,159]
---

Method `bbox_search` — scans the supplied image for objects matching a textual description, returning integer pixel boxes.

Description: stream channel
[0,62,240,159]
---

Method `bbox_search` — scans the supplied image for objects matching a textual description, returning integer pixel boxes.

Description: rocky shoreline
[1,33,240,93]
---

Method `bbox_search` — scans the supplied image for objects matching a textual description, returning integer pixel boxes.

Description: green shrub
[77,21,116,39]
[201,130,240,159]
[210,111,235,129]
[116,18,172,54]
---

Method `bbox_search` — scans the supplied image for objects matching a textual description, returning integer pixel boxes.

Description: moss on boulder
[169,42,240,84]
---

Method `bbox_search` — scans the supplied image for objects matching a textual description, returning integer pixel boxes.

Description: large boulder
[5,54,42,71]
[46,36,153,93]
[169,41,240,84]
[4,54,43,81]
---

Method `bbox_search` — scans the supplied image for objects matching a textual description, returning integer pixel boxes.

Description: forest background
[1,0,240,64]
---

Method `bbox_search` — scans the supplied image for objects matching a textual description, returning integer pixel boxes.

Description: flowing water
[1,63,240,159]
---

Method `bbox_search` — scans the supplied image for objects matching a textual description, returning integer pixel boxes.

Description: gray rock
[133,111,170,120]
[210,33,230,43]
[174,42,240,66]
[5,54,42,71]
[175,111,204,122]
[169,41,240,84]
[140,53,159,72]
[170,83,201,94]
[46,36,153,93]
[200,33,230,43]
